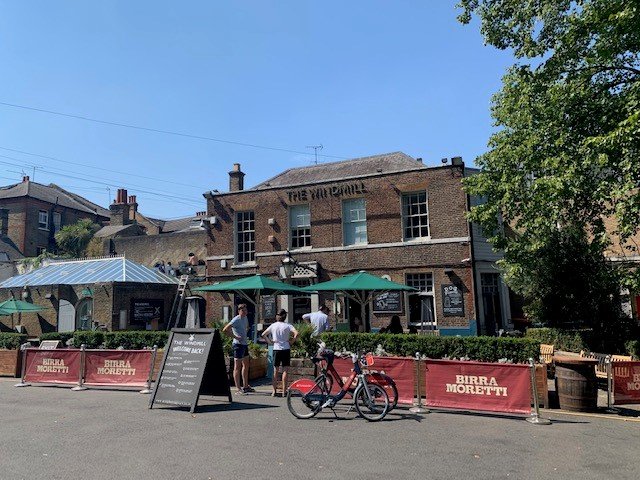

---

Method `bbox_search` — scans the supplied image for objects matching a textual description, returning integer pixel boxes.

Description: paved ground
[0,378,638,480]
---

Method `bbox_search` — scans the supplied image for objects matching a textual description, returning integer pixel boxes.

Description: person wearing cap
[261,309,298,397]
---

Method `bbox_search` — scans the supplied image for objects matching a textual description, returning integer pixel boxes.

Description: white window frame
[289,204,311,249]
[405,272,437,328]
[52,212,62,233]
[401,191,430,241]
[38,210,49,230]
[342,198,368,246]
[234,211,255,264]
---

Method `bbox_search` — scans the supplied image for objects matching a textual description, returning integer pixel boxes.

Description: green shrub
[290,323,317,358]
[72,331,104,348]
[0,333,28,350]
[39,332,74,346]
[626,340,640,359]
[525,328,590,352]
[248,341,267,358]
[103,331,169,349]
[318,332,539,364]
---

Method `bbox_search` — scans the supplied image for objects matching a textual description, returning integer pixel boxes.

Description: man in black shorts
[261,309,298,396]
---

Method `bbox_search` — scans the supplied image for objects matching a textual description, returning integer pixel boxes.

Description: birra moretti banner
[24,349,82,385]
[424,359,531,415]
[613,361,640,405]
[84,350,152,387]
[331,355,415,404]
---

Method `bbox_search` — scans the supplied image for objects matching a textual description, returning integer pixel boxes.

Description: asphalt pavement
[0,378,638,480]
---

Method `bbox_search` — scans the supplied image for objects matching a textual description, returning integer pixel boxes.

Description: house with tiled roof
[0,176,110,257]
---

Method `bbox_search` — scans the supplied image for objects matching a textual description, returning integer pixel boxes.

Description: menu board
[149,329,231,413]
[131,299,164,326]
[373,291,403,313]
[262,295,277,320]
[441,284,465,317]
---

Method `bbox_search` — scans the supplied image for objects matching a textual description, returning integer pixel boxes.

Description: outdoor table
[553,355,599,412]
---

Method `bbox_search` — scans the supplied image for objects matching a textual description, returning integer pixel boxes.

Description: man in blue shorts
[223,304,254,394]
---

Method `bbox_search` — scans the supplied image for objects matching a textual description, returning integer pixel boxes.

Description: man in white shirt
[303,304,331,336]
[261,309,298,397]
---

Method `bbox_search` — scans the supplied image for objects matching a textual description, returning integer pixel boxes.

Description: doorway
[347,297,370,332]
[481,272,503,336]
[75,297,94,331]
[58,300,75,332]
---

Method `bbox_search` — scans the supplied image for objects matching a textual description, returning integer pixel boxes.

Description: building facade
[0,176,110,258]
[202,152,510,334]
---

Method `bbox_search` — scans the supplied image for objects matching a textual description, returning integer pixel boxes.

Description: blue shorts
[233,344,249,359]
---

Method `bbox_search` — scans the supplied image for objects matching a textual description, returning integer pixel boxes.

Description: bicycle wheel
[354,383,390,422]
[286,381,326,419]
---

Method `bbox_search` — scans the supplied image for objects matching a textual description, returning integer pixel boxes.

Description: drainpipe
[464,168,480,336]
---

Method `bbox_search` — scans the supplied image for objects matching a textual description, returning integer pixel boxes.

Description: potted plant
[0,333,27,377]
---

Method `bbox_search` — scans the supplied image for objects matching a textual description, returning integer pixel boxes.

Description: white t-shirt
[303,310,329,336]
[264,322,294,350]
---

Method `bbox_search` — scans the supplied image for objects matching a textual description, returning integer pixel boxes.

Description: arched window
[76,298,94,331]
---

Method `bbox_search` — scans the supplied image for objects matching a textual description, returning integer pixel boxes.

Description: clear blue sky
[0,1,514,219]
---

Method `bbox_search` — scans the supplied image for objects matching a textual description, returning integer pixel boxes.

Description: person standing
[261,309,298,397]
[303,304,331,336]
[223,304,254,394]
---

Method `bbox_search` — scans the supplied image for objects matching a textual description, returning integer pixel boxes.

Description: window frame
[401,191,430,241]
[405,272,437,328]
[341,197,368,246]
[289,204,311,249]
[52,212,62,234]
[38,210,49,230]
[234,210,256,264]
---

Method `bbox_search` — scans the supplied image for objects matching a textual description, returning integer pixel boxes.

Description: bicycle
[286,344,391,422]
[315,349,399,411]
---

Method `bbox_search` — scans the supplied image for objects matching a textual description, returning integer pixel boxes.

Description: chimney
[109,188,131,226]
[196,211,206,217]
[451,156,464,167]
[416,158,423,163]
[128,195,138,220]
[22,176,29,182]
[229,163,245,192]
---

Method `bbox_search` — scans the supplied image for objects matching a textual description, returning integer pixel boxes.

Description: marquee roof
[0,257,178,288]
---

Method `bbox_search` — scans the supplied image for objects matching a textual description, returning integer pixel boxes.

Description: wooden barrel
[554,356,599,412]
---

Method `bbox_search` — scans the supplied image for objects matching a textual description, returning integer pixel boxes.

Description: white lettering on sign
[445,375,507,396]
[97,359,136,376]
[36,358,69,374]
[627,372,640,391]
[287,182,367,203]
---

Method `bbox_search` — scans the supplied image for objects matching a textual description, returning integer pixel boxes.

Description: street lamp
[281,250,318,279]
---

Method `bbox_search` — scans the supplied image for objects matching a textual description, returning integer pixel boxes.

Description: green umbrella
[300,271,416,331]
[193,274,306,340]
[0,299,48,315]
[0,299,48,331]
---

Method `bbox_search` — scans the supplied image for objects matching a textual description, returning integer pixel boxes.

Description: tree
[54,219,100,258]
[458,1,640,333]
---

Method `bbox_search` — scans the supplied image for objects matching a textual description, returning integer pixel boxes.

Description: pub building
[202,152,512,335]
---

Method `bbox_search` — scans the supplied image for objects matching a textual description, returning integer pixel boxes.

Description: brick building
[202,152,512,335]
[94,188,208,276]
[0,176,110,257]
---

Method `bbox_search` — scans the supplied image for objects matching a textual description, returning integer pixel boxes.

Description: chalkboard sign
[373,291,403,313]
[262,295,277,320]
[441,284,465,317]
[149,329,231,413]
[39,340,60,350]
[131,299,164,326]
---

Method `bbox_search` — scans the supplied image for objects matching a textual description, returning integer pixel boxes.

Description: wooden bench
[579,351,632,379]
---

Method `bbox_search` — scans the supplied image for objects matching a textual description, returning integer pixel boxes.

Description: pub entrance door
[481,273,503,336]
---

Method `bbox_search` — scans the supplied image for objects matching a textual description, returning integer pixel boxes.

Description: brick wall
[204,165,475,332]
[109,230,207,268]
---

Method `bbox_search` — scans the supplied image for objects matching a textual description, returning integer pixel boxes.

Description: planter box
[0,349,22,377]
[226,356,269,385]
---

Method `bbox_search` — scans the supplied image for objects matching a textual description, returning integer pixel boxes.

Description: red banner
[331,356,415,405]
[84,350,152,387]
[424,359,532,415]
[613,361,640,405]
[24,349,81,385]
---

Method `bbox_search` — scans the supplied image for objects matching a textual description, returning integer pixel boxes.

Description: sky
[0,1,515,219]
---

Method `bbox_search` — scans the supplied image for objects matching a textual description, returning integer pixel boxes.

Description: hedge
[525,328,590,353]
[318,332,540,364]
[65,331,169,349]
[626,340,640,359]
[0,333,28,350]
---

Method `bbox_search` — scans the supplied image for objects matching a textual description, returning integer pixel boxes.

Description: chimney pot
[128,195,137,204]
[22,176,30,182]
[233,163,241,172]
[416,158,423,163]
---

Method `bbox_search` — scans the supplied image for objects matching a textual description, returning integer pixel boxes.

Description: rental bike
[314,347,399,411]
[286,344,391,421]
